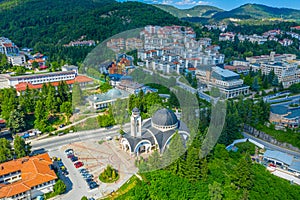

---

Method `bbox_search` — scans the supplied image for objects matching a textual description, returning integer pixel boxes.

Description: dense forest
[0,0,184,65]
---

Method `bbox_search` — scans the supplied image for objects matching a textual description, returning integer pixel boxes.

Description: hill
[0,0,183,64]
[154,4,222,19]
[212,3,300,21]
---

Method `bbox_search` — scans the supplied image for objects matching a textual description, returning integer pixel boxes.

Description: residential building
[238,34,268,45]
[279,38,293,46]
[260,62,299,88]
[219,32,235,41]
[0,153,57,200]
[0,37,19,55]
[246,52,296,64]
[7,54,26,66]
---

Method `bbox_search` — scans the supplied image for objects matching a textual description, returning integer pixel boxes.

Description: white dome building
[120,108,189,156]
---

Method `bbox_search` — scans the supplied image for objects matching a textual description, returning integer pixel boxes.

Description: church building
[120,108,190,156]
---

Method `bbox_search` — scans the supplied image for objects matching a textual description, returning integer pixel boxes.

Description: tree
[72,82,84,107]
[32,61,39,69]
[34,100,48,132]
[60,102,73,122]
[0,138,12,163]
[100,82,112,93]
[8,109,26,134]
[53,180,66,195]
[231,154,253,190]
[57,81,70,102]
[252,77,260,92]
[163,131,186,175]
[1,88,17,120]
[14,135,31,158]
[46,84,57,114]
[81,197,88,200]
[208,181,223,200]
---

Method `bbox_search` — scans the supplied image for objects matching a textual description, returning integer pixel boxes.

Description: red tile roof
[74,75,93,83]
[0,153,57,198]
[15,75,93,92]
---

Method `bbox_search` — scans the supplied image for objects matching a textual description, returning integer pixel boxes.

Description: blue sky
[118,0,300,10]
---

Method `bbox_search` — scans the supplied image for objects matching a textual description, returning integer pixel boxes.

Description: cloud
[161,0,174,5]
[175,0,211,6]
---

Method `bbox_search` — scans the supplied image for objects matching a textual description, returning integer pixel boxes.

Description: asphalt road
[242,132,300,157]
[31,124,130,151]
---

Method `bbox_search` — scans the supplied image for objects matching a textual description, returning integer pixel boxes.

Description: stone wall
[243,124,300,152]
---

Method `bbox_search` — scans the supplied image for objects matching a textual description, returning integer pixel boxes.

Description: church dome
[152,108,178,129]
[107,88,122,98]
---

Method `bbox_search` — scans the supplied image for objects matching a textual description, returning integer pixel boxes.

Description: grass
[256,124,300,149]
[102,175,140,200]
[74,116,99,131]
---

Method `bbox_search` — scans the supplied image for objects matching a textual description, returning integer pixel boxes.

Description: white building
[7,54,26,66]
[0,71,76,88]
[260,62,299,88]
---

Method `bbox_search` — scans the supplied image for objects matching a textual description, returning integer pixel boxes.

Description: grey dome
[152,108,178,127]
[107,88,122,98]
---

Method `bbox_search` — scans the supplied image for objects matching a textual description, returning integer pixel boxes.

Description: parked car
[85,178,93,183]
[59,124,65,128]
[71,156,78,162]
[79,168,88,174]
[74,161,84,168]
[64,149,73,154]
[61,169,69,176]
[57,161,64,167]
[67,153,74,158]
[83,174,93,179]
[89,182,98,189]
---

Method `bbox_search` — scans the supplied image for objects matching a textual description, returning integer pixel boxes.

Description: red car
[74,161,84,168]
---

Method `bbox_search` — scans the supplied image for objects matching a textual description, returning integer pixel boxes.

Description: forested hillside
[0,0,184,64]
[213,3,300,21]
[154,4,222,18]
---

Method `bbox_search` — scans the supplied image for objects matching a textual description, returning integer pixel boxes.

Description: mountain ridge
[155,3,300,22]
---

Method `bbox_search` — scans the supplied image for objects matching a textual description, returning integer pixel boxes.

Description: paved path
[55,114,99,133]
[31,124,130,151]
[242,132,300,157]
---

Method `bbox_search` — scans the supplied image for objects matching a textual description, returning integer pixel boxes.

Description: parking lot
[48,138,137,200]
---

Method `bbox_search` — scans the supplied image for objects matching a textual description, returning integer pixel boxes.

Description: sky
[117,0,300,10]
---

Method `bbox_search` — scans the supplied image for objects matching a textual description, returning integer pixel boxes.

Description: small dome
[107,88,122,98]
[152,108,178,127]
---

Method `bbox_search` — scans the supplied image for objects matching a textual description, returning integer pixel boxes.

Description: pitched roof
[15,80,75,92]
[0,153,57,198]
[74,75,93,83]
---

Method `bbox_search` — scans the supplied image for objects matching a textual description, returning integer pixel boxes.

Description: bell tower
[131,107,142,137]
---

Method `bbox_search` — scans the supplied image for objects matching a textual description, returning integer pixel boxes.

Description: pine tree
[14,135,31,158]
[185,147,201,181]
[8,109,26,134]
[208,181,223,200]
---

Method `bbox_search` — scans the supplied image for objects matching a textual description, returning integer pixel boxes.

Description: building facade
[0,153,57,200]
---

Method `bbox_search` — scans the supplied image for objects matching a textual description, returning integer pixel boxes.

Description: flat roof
[264,150,293,166]
[212,66,239,78]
